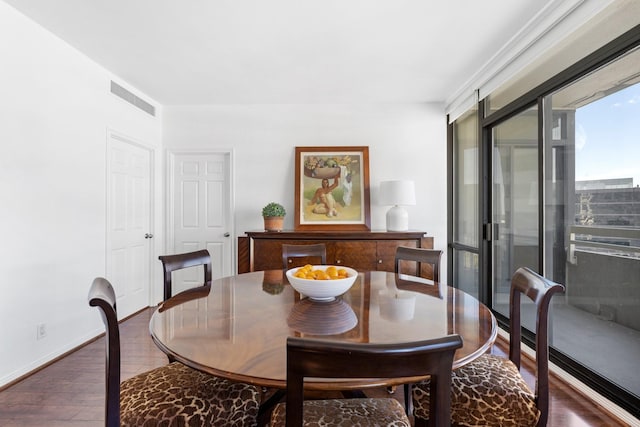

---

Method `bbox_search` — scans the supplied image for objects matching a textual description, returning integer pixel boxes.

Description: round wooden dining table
[149,270,496,391]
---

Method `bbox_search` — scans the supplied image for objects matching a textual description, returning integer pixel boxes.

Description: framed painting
[294,146,370,231]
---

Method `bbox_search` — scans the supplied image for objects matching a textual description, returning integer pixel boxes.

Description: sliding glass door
[490,107,539,319]
[450,108,480,298]
[449,27,640,416]
[543,46,640,400]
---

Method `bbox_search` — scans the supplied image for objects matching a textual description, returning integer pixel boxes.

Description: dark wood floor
[0,307,629,426]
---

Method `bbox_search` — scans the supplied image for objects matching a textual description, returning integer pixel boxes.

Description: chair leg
[257,389,286,427]
[403,383,412,415]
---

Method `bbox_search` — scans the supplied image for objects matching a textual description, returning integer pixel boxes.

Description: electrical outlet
[37,323,47,340]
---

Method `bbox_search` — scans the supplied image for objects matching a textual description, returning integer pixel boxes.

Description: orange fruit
[314,270,330,280]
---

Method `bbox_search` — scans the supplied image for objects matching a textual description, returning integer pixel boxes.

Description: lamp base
[386,205,409,231]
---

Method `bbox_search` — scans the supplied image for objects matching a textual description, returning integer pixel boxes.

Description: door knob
[224,232,230,237]
[144,233,154,239]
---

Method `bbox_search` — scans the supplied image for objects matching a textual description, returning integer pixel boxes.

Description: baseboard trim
[0,306,151,392]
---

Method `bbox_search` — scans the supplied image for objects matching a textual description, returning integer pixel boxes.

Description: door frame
[105,128,156,312]
[165,148,235,274]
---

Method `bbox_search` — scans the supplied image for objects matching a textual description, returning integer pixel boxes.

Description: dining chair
[281,243,327,270]
[391,246,443,403]
[270,334,463,427]
[159,249,212,301]
[395,246,442,282]
[412,267,565,427]
[88,277,260,427]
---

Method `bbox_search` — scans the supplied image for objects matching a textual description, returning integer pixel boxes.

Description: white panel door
[169,152,232,294]
[107,132,152,319]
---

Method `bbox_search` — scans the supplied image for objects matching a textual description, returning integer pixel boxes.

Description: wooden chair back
[392,247,444,407]
[395,246,442,282]
[88,277,122,427]
[281,243,327,270]
[158,249,212,301]
[285,335,463,427]
[509,267,565,427]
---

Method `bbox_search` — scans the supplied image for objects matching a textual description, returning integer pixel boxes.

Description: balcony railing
[568,225,640,264]
[567,225,640,332]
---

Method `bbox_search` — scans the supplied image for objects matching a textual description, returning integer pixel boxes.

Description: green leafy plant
[262,202,286,217]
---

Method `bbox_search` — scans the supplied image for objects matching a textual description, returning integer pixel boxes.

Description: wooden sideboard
[237,230,433,275]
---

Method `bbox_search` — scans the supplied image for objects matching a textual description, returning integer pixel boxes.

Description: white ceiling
[4,0,550,106]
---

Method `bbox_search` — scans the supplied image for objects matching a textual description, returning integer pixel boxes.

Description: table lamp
[379,180,416,231]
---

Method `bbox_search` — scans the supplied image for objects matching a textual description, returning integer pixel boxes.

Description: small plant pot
[264,216,284,232]
[263,270,284,294]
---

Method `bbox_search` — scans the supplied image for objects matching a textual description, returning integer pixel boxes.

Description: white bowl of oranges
[285,265,358,302]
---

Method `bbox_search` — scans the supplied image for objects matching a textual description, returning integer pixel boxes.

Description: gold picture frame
[294,146,370,231]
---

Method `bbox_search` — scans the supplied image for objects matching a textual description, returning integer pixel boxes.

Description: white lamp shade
[379,180,416,206]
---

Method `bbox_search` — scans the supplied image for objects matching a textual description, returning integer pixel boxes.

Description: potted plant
[262,202,286,232]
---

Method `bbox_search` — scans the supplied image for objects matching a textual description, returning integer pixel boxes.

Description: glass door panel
[452,108,480,297]
[453,251,479,296]
[491,107,539,318]
[544,47,640,398]
[453,109,478,248]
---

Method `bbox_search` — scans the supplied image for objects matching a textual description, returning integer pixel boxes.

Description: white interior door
[169,152,232,294]
[107,131,153,319]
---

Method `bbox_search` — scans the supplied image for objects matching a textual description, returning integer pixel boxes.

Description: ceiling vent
[110,81,156,117]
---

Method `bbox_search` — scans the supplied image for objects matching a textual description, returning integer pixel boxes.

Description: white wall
[0,1,447,389]
[0,3,162,386]
[162,103,447,269]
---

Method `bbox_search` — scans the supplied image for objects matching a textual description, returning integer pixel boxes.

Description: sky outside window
[575,83,640,187]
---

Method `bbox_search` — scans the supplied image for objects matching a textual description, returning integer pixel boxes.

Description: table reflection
[287,298,357,335]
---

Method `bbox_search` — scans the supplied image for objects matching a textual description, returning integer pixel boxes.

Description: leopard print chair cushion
[413,354,540,427]
[270,397,411,426]
[120,362,260,426]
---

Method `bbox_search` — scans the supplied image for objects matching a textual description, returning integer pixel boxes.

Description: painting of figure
[295,146,370,230]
